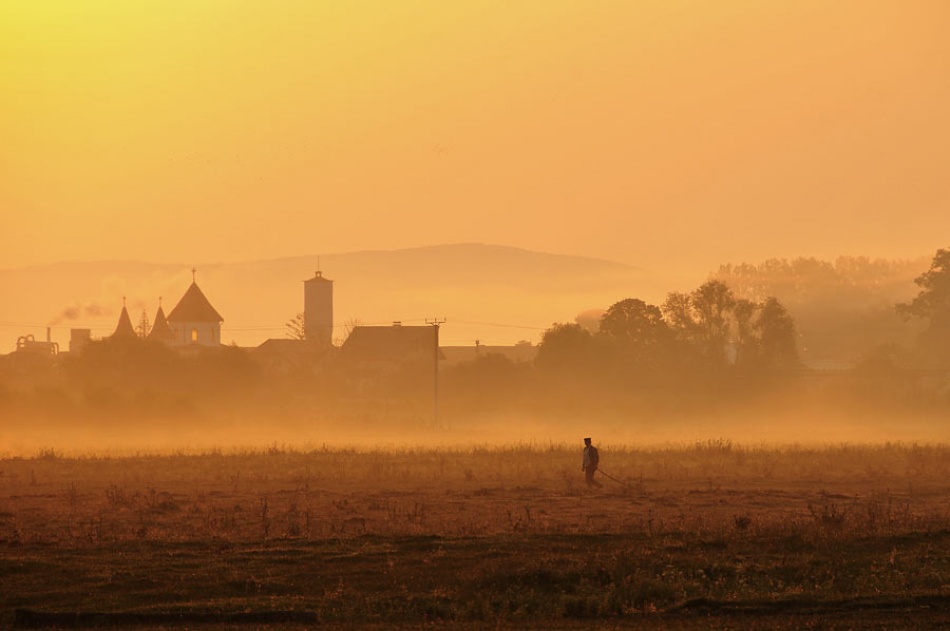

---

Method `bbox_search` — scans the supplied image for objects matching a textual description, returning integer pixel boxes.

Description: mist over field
[6,247,950,630]
[5,411,950,460]
[5,1,950,625]
[3,248,949,459]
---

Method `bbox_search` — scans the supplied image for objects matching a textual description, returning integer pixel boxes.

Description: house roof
[341,325,440,361]
[252,338,328,369]
[148,305,175,341]
[255,338,308,352]
[167,282,224,323]
[112,306,137,338]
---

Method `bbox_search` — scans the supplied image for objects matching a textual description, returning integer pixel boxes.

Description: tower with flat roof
[304,270,333,347]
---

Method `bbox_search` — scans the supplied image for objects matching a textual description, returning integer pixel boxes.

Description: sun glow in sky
[2,1,949,271]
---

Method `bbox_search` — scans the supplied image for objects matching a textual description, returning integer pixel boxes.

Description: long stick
[596,468,629,487]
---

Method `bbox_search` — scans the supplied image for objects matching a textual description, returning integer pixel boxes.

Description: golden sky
[2,0,949,271]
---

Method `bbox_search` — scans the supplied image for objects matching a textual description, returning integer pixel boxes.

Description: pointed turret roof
[148,304,175,341]
[167,282,224,323]
[112,305,137,338]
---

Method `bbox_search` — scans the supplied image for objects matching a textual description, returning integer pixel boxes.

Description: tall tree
[536,323,594,367]
[897,248,950,362]
[599,298,668,349]
[662,291,699,347]
[756,297,799,369]
[732,298,759,366]
[535,322,602,385]
[897,248,950,329]
[690,280,736,364]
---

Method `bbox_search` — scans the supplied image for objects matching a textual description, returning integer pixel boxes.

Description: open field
[4,442,950,628]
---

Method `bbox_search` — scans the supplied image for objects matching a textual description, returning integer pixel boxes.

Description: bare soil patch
[3,443,950,628]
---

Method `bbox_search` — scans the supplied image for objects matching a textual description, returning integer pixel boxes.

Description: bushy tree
[732,298,759,365]
[599,298,669,350]
[897,248,950,363]
[662,291,700,347]
[536,323,596,372]
[692,280,736,363]
[897,248,950,329]
[443,353,522,413]
[662,281,736,365]
[756,297,799,369]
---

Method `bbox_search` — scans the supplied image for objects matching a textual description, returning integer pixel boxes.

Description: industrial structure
[15,328,59,356]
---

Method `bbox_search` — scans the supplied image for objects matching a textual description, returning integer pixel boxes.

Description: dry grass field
[4,441,950,628]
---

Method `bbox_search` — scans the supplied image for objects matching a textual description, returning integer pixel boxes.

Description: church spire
[112,299,136,338]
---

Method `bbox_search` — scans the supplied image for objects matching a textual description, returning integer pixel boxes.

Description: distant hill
[1,244,663,351]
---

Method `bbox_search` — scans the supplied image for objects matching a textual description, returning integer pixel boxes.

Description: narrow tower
[304,270,333,347]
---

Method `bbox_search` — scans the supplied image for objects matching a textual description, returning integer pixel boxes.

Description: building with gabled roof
[338,323,441,415]
[166,277,224,347]
[340,323,440,363]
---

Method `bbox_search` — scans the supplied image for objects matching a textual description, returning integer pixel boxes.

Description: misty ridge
[2,247,948,453]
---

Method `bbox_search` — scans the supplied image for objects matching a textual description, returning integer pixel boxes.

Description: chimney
[47,327,51,343]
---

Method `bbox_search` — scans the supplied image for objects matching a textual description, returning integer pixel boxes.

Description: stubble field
[4,441,950,628]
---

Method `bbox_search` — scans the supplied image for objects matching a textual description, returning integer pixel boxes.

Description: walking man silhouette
[582,437,603,488]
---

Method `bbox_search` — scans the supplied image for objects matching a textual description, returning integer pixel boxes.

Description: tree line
[2,249,949,424]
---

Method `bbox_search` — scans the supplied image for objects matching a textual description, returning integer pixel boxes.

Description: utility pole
[426,318,446,428]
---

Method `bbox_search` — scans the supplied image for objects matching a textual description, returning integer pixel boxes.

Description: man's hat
[584,437,591,442]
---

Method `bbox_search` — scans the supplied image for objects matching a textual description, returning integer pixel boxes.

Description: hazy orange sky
[2,1,948,272]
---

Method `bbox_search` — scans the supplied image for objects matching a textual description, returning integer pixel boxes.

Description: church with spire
[111,298,138,339]
[111,269,224,348]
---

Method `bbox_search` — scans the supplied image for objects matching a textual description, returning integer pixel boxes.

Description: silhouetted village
[4,249,950,427]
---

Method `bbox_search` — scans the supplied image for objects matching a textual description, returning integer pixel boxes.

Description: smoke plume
[50,303,113,325]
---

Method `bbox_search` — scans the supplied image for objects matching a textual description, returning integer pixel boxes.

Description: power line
[452,319,547,330]
[0,322,114,331]
[1,317,551,334]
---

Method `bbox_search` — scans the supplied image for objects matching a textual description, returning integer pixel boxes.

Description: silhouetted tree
[732,298,759,366]
[663,281,736,365]
[897,248,950,364]
[536,323,596,372]
[443,353,522,413]
[692,280,735,363]
[717,255,924,364]
[286,312,306,340]
[599,299,668,346]
[756,297,799,369]
[598,299,671,375]
[897,248,950,329]
[662,291,700,348]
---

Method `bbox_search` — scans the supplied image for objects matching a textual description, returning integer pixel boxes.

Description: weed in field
[5,443,950,626]
[258,496,270,540]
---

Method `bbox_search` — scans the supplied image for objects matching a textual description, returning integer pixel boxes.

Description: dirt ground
[3,443,950,628]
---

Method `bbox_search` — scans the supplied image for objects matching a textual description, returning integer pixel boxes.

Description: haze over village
[3,1,950,452]
[7,3,950,628]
